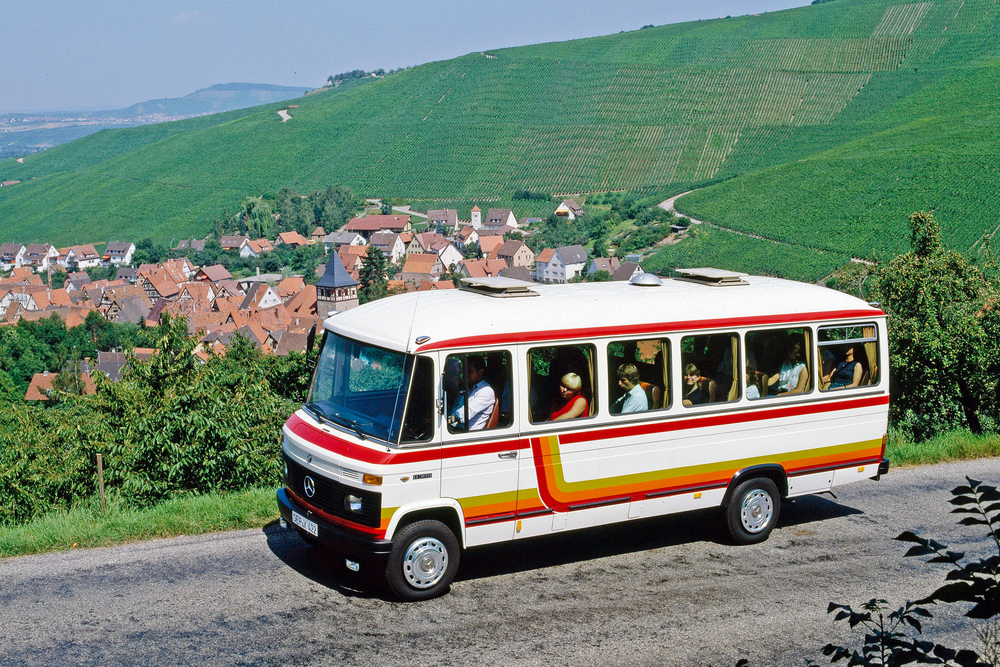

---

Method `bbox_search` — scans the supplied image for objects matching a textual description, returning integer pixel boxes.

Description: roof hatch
[674,267,749,287]
[458,276,540,298]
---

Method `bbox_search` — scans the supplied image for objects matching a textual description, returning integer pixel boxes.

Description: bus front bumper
[276,487,393,558]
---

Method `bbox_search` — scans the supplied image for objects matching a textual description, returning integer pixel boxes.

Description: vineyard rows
[872,3,932,37]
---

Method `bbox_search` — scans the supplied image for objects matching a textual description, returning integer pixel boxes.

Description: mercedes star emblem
[303,475,316,498]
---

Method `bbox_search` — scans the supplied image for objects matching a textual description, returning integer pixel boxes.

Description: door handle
[498,451,518,459]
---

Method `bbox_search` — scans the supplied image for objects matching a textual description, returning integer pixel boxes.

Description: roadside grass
[0,486,277,560]
[3,429,1000,559]
[887,428,1000,467]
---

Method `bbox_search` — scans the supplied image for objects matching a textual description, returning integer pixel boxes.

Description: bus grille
[284,454,381,528]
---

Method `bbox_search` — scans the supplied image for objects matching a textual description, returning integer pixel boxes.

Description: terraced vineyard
[2,0,1000,277]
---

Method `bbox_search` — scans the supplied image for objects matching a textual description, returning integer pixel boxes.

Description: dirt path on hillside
[277,109,291,122]
[392,205,426,218]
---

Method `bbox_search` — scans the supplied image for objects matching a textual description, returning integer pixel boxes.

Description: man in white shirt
[449,356,495,430]
[612,363,648,414]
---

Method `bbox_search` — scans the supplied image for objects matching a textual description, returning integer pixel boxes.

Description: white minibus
[277,269,889,600]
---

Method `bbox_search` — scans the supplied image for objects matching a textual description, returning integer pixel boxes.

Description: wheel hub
[402,537,448,589]
[741,489,774,533]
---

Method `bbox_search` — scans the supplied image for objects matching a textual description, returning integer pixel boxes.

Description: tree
[314,185,355,230]
[358,247,389,304]
[870,211,1000,439]
[233,196,274,239]
[463,242,481,260]
[52,349,87,397]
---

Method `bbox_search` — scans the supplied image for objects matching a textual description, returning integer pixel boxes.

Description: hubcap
[740,489,774,533]
[402,537,448,589]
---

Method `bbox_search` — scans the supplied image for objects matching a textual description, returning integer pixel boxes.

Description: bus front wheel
[726,478,780,545]
[386,520,460,601]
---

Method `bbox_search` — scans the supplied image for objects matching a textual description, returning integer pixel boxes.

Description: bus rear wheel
[726,478,780,545]
[386,520,460,601]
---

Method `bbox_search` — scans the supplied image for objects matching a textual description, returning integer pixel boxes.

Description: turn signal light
[363,474,383,486]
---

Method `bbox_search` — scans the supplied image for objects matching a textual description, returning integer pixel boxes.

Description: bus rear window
[819,324,880,391]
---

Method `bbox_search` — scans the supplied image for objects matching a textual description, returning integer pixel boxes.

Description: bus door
[517,342,600,534]
[438,349,520,546]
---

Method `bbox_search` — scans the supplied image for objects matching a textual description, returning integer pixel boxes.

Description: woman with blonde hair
[549,372,589,421]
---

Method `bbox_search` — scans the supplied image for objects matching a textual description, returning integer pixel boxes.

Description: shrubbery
[0,317,312,526]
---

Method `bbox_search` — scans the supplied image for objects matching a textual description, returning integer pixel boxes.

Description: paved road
[2,458,997,667]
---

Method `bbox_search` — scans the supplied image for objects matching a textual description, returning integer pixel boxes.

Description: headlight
[345,495,363,513]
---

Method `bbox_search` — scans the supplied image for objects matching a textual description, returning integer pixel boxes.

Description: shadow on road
[262,520,388,600]
[264,494,863,599]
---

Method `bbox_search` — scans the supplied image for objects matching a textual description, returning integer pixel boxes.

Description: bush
[0,318,308,525]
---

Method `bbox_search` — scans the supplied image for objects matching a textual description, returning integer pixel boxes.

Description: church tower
[315,252,359,318]
[470,205,482,230]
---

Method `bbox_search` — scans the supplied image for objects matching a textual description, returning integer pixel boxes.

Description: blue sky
[4,0,810,112]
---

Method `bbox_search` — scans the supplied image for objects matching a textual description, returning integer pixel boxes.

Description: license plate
[292,510,318,537]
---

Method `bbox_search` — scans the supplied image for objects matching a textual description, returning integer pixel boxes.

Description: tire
[386,520,460,601]
[726,477,781,545]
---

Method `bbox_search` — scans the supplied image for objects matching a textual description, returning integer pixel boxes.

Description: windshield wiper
[305,403,367,441]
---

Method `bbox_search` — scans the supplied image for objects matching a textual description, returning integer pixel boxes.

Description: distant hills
[0,83,312,158]
[3,0,1000,281]
[98,83,314,119]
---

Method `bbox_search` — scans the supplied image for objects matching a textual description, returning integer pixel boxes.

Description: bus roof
[324,275,884,353]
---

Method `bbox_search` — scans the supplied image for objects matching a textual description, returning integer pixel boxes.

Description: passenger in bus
[549,372,589,421]
[822,346,863,389]
[767,339,809,395]
[745,359,762,400]
[612,363,648,414]
[682,363,715,406]
[449,356,496,430]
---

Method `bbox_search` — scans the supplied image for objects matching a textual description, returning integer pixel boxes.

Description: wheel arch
[722,464,788,507]
[385,500,466,548]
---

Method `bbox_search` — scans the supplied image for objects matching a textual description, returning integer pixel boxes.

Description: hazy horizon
[4,0,810,113]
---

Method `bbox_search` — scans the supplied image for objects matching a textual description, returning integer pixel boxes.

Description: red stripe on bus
[415,309,882,351]
[286,413,528,465]
[558,395,889,445]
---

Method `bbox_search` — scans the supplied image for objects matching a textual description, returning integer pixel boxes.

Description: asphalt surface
[2,458,998,667]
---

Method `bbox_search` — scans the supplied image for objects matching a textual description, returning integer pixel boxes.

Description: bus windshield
[305,333,415,443]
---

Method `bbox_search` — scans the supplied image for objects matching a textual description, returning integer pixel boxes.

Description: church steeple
[315,253,359,318]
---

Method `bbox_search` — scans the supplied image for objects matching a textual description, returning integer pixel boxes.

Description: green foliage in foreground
[0,487,276,559]
[811,478,1000,666]
[0,316,311,526]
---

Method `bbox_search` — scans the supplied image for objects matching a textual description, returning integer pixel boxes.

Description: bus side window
[818,324,879,391]
[528,344,597,423]
[746,327,813,398]
[444,351,513,433]
[681,333,739,406]
[608,338,670,414]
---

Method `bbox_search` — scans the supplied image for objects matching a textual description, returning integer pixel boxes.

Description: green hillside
[2,0,1000,268]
